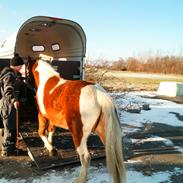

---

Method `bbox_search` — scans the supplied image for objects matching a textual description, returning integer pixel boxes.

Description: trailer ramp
[20,130,105,170]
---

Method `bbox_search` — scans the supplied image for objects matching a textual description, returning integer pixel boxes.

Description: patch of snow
[131,136,174,146]
[1,91,183,183]
[174,146,183,153]
[126,159,143,164]
[127,170,171,183]
[2,167,183,183]
[114,91,183,128]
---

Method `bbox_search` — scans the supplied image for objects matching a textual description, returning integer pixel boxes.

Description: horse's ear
[25,56,35,72]
[26,56,36,65]
[26,56,32,65]
[27,56,31,63]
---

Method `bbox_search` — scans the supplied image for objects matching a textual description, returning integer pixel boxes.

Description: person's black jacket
[0,67,20,104]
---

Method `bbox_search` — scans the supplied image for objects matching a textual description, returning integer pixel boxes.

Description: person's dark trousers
[0,98,17,153]
[0,116,4,150]
[0,128,3,151]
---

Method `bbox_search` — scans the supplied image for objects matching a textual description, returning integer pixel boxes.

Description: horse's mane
[37,59,60,78]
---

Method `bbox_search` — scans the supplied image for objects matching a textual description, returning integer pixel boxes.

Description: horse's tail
[96,89,126,183]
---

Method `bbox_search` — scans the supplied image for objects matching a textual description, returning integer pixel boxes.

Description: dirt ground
[0,131,42,181]
[0,140,106,182]
[1,111,183,182]
[0,125,105,181]
[1,70,183,182]
[1,123,183,182]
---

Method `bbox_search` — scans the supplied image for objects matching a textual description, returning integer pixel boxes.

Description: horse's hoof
[73,178,87,183]
[73,180,79,183]
[49,148,58,156]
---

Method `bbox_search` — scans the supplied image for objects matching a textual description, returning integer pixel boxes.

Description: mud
[1,94,183,182]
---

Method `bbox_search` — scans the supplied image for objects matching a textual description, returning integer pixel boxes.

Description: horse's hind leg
[95,113,106,145]
[73,133,91,183]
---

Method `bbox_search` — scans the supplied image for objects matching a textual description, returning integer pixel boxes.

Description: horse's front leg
[38,113,55,155]
[48,123,56,144]
[47,123,58,156]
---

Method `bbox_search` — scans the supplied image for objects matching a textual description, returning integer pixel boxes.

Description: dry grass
[84,67,183,92]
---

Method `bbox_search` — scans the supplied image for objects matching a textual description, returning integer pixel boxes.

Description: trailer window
[32,45,45,52]
[52,43,60,51]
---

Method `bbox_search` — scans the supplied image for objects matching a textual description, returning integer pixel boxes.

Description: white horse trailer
[0,16,86,80]
[0,16,105,168]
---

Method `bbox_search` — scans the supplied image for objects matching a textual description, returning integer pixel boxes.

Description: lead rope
[16,108,20,146]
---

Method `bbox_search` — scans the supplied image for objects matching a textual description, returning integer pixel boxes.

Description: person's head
[10,53,24,72]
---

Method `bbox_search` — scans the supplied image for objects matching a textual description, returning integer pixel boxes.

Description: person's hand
[13,101,19,110]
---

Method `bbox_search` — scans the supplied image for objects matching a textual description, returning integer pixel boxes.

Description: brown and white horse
[26,57,126,183]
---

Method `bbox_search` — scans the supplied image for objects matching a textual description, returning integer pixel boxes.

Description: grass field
[84,67,183,92]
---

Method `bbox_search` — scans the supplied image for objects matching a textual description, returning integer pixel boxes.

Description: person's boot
[1,147,24,156]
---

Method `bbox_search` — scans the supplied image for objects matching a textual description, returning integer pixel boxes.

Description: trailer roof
[0,16,86,59]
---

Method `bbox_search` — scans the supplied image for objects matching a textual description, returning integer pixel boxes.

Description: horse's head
[25,56,37,89]
[25,54,54,89]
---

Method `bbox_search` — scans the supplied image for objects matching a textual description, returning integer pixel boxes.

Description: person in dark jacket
[0,53,24,156]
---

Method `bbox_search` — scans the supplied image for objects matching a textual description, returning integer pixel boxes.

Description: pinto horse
[26,57,126,183]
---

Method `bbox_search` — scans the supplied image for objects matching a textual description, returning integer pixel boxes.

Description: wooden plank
[20,130,105,170]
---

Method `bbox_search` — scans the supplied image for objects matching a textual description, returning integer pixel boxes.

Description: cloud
[0,29,7,42]
[0,29,6,33]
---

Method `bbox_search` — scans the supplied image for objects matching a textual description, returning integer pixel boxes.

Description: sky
[0,0,183,61]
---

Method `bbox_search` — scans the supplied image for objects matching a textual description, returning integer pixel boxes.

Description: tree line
[86,56,183,75]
